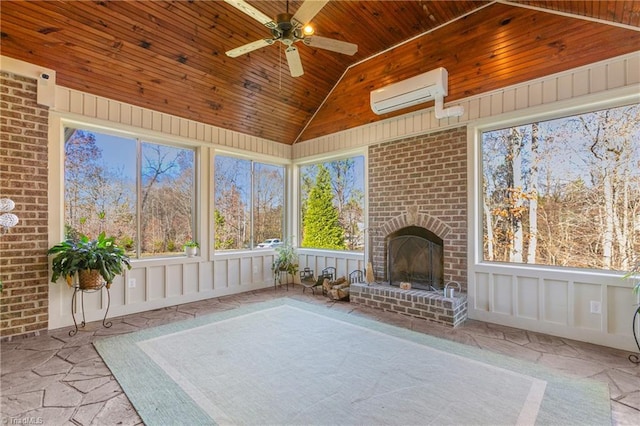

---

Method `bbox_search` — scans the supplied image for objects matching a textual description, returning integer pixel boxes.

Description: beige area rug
[94,298,611,425]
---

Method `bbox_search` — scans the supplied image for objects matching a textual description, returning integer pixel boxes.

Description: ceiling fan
[224,0,358,77]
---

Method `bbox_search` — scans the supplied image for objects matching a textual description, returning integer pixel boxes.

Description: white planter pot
[184,246,198,257]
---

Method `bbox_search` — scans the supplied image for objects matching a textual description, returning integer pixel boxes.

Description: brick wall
[368,126,468,290]
[0,71,49,338]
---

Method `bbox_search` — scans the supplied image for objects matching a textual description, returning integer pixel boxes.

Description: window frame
[470,94,640,275]
[294,148,368,253]
[212,150,287,253]
[59,119,200,261]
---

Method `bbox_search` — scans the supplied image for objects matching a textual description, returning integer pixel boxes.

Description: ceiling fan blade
[303,36,358,55]
[226,39,274,57]
[291,0,330,27]
[223,0,277,29]
[285,46,304,77]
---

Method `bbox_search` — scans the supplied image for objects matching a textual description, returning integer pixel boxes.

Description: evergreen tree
[301,165,345,249]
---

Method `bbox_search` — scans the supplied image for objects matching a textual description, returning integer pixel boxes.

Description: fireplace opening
[387,226,443,291]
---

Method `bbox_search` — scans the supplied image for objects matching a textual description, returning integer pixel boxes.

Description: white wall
[42,76,294,329]
[4,52,639,350]
[41,80,365,330]
[297,249,365,281]
[469,263,638,352]
[294,52,640,159]
[294,51,640,352]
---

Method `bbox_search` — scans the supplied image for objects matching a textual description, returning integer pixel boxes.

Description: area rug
[94,298,611,425]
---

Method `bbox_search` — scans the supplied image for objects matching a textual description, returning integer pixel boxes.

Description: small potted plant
[48,232,131,289]
[271,239,299,285]
[183,240,199,257]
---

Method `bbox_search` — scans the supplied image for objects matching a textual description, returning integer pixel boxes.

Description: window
[64,127,196,258]
[299,156,365,251]
[214,155,284,250]
[481,103,639,271]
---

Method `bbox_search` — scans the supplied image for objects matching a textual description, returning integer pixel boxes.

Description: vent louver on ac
[370,68,448,115]
[372,84,437,114]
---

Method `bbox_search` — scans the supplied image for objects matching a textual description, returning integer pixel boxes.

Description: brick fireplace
[350,126,468,326]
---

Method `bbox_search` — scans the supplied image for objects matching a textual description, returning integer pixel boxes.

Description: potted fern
[48,232,131,289]
[271,239,298,285]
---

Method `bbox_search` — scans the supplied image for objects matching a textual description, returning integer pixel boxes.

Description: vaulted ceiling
[2,1,639,144]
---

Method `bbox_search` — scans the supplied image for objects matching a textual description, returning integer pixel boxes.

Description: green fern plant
[48,232,131,287]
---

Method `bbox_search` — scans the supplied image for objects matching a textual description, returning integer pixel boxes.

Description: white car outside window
[257,238,282,248]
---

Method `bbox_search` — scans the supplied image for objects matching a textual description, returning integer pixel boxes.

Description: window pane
[140,142,195,256]
[64,128,136,252]
[481,104,640,271]
[214,156,285,251]
[300,156,365,251]
[253,163,284,245]
[214,156,251,250]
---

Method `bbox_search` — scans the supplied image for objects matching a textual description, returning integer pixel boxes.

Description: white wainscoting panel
[166,264,181,300]
[573,282,601,331]
[543,279,568,325]
[183,263,200,294]
[475,272,490,312]
[516,276,539,320]
[48,252,278,330]
[607,286,633,336]
[297,249,365,282]
[470,265,637,351]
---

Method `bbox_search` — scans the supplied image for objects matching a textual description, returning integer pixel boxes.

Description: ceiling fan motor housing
[273,13,301,44]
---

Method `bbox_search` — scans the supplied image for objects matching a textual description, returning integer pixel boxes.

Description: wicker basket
[78,269,105,290]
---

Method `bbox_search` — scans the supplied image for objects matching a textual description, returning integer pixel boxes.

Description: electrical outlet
[590,300,601,314]
[128,278,136,288]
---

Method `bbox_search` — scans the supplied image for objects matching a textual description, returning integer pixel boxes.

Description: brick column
[368,126,468,291]
[0,71,50,338]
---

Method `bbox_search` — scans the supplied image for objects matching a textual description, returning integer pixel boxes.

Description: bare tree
[140,144,194,253]
[527,123,539,264]
[507,127,525,263]
[64,130,135,243]
[579,106,639,270]
[253,164,284,243]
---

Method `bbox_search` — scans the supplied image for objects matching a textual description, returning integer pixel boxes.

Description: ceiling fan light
[302,25,315,36]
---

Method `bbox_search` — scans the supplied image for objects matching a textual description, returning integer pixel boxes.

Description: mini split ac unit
[370,67,463,118]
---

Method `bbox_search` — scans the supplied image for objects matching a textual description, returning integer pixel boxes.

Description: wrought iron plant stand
[630,305,640,364]
[69,282,112,336]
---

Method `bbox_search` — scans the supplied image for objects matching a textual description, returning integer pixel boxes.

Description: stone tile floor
[1,285,639,425]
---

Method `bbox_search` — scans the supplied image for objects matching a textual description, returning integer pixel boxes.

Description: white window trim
[468,88,639,278]
[51,114,201,264]
[464,87,640,352]
[293,147,369,252]
[212,150,288,253]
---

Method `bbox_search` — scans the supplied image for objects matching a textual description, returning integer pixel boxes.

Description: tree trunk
[602,171,614,269]
[484,200,494,260]
[527,123,539,264]
[509,128,524,263]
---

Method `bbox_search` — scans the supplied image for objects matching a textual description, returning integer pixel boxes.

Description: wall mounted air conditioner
[370,67,449,115]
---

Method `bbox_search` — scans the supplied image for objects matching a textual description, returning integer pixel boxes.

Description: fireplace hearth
[350,282,468,327]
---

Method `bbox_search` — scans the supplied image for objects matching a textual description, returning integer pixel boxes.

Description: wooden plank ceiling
[1,1,639,145]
